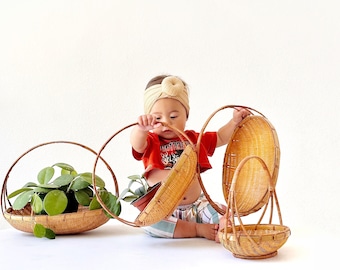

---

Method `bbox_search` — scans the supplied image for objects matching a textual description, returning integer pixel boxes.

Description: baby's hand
[233,107,251,124]
[137,114,161,131]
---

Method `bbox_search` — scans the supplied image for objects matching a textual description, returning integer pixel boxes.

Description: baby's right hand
[137,114,161,131]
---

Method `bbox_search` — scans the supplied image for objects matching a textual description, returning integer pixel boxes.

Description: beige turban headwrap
[144,76,190,116]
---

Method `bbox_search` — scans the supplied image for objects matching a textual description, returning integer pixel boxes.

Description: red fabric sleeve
[185,130,217,172]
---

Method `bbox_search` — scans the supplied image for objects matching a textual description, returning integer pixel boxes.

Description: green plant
[118,174,149,202]
[8,162,121,239]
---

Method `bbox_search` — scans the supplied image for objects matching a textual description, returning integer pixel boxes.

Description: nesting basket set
[198,106,291,259]
[1,105,290,259]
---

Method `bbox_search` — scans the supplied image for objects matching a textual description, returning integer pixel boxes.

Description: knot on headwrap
[144,76,190,116]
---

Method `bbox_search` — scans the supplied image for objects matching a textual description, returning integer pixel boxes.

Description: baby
[130,75,250,241]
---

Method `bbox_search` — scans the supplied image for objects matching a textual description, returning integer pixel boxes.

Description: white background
[0,0,339,262]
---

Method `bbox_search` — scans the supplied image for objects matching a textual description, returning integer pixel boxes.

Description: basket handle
[92,122,197,227]
[226,155,284,243]
[196,105,265,148]
[196,105,265,215]
[1,141,119,217]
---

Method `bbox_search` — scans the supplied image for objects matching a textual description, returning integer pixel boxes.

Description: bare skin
[131,98,250,241]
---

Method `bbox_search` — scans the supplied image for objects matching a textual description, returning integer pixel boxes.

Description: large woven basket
[92,122,197,227]
[3,205,108,235]
[197,105,280,216]
[1,141,117,235]
[218,155,290,259]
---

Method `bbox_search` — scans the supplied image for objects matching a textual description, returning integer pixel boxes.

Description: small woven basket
[1,141,118,235]
[92,122,197,227]
[218,155,290,259]
[219,224,291,259]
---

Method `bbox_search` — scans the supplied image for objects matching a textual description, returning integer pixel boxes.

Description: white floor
[0,219,337,269]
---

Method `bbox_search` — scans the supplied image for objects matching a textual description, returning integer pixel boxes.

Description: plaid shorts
[143,194,226,238]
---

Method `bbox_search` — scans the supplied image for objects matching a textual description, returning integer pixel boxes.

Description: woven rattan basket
[197,105,280,216]
[135,143,197,226]
[219,224,290,259]
[1,141,118,235]
[3,205,108,235]
[92,122,197,227]
[218,155,290,259]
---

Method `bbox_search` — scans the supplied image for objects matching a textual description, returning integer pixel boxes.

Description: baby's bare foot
[196,223,219,241]
[216,213,233,242]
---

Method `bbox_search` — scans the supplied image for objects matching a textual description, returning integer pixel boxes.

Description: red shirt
[132,130,217,177]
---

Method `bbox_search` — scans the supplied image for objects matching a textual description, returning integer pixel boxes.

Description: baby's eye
[170,115,177,119]
[155,116,161,120]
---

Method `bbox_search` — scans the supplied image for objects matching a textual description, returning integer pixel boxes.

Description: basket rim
[223,224,291,235]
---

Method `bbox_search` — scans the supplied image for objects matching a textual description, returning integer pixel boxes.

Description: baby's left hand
[233,107,251,124]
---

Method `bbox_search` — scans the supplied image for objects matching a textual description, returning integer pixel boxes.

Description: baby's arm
[130,114,161,153]
[215,108,250,147]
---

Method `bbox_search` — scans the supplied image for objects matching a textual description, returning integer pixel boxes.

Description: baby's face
[150,98,187,139]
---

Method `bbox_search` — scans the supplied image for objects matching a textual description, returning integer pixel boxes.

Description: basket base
[4,205,109,235]
[233,251,277,260]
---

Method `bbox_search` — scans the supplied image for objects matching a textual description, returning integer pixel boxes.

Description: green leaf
[122,195,139,202]
[37,167,55,185]
[37,183,60,189]
[117,187,132,201]
[127,174,142,181]
[8,187,32,199]
[83,186,94,197]
[62,169,78,176]
[23,182,38,187]
[12,190,34,210]
[127,180,135,189]
[45,228,56,239]
[52,162,74,172]
[51,174,74,187]
[134,186,147,196]
[102,192,121,217]
[33,224,46,238]
[43,190,68,215]
[89,189,110,210]
[31,193,43,214]
[70,178,90,191]
[74,190,91,206]
[32,187,52,194]
[89,196,102,210]
[78,173,105,188]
